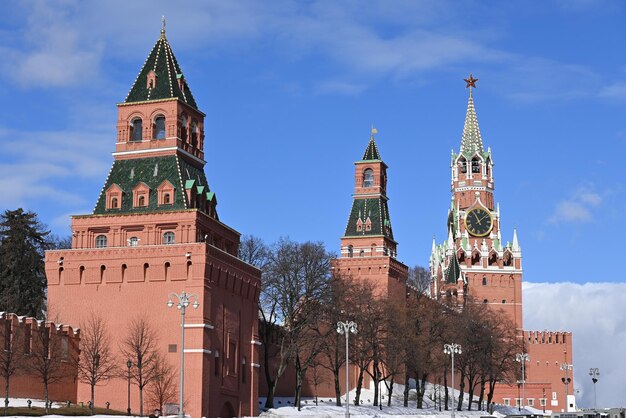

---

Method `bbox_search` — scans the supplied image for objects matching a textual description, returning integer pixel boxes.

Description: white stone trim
[184,323,215,330]
[183,348,211,354]
[112,147,205,165]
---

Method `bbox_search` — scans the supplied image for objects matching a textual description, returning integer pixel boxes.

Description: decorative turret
[93,21,216,219]
[341,127,397,258]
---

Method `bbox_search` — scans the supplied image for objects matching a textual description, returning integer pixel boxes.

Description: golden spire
[160,15,166,39]
[371,124,378,139]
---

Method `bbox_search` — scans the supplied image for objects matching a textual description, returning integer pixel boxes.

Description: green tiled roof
[445,254,462,284]
[459,91,484,157]
[361,137,381,161]
[343,197,394,240]
[93,155,213,215]
[124,31,198,109]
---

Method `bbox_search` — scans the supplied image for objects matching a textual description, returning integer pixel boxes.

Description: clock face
[465,207,493,237]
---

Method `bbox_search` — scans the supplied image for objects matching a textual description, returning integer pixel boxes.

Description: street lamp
[516,353,530,411]
[168,291,200,418]
[126,359,132,416]
[560,363,573,412]
[589,368,600,409]
[444,343,462,418]
[337,321,357,418]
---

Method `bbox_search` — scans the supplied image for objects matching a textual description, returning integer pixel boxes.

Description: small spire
[160,15,166,39]
[460,73,484,157]
[371,124,378,139]
[447,226,454,250]
[432,235,437,253]
[512,227,520,252]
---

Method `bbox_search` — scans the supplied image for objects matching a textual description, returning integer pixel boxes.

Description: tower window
[482,276,487,286]
[130,118,143,142]
[95,235,107,248]
[128,237,138,247]
[363,169,374,188]
[471,157,480,173]
[154,115,166,140]
[191,121,198,148]
[459,158,467,173]
[359,249,365,257]
[347,245,353,258]
[163,231,175,245]
[111,197,119,209]
[163,193,170,204]
[180,115,188,142]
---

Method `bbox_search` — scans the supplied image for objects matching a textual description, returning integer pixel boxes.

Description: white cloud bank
[523,282,626,408]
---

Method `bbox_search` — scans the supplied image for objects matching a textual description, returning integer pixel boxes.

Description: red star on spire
[464,74,478,89]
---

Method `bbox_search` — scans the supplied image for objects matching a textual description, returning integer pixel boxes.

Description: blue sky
[1,0,625,407]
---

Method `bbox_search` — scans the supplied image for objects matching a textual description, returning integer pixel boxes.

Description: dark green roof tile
[362,137,381,161]
[93,156,212,215]
[343,198,394,240]
[124,33,198,109]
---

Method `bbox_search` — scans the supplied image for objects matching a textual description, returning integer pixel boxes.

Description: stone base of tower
[46,228,261,418]
[332,255,408,300]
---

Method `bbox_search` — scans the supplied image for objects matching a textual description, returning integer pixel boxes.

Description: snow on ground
[258,382,526,418]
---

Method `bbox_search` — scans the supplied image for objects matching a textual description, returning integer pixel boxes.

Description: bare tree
[0,314,25,411]
[259,238,333,409]
[407,265,430,295]
[147,353,178,413]
[78,314,117,415]
[120,316,160,416]
[26,322,77,413]
[238,235,271,269]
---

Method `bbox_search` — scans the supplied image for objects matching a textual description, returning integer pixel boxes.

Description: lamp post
[444,343,462,418]
[337,321,357,418]
[126,359,132,416]
[168,291,200,418]
[560,363,573,412]
[516,353,530,411]
[589,368,599,409]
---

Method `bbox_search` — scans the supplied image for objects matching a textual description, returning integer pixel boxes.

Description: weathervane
[371,124,378,139]
[464,74,478,90]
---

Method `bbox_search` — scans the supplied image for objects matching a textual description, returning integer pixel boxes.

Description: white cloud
[598,82,626,100]
[0,126,110,211]
[315,81,366,96]
[524,282,626,408]
[0,1,103,88]
[549,186,603,224]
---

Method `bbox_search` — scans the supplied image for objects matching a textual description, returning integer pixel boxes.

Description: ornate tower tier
[333,128,408,299]
[430,76,523,334]
[45,24,261,418]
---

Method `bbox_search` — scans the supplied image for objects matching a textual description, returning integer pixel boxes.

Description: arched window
[359,249,365,257]
[143,263,149,281]
[138,196,145,207]
[459,157,467,173]
[79,265,85,282]
[471,157,480,173]
[130,118,143,142]
[348,245,353,258]
[191,121,198,147]
[100,265,106,282]
[95,235,107,248]
[163,193,170,204]
[121,264,127,281]
[154,115,166,139]
[128,237,138,247]
[163,231,175,245]
[482,276,487,286]
[483,299,488,304]
[164,262,170,281]
[180,115,188,142]
[363,169,374,188]
[111,197,119,209]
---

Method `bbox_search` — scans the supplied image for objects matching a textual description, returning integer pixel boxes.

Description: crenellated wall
[0,312,80,403]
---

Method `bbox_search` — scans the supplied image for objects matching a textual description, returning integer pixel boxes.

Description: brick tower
[429,76,575,413]
[333,129,408,300]
[430,76,523,333]
[45,24,261,418]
